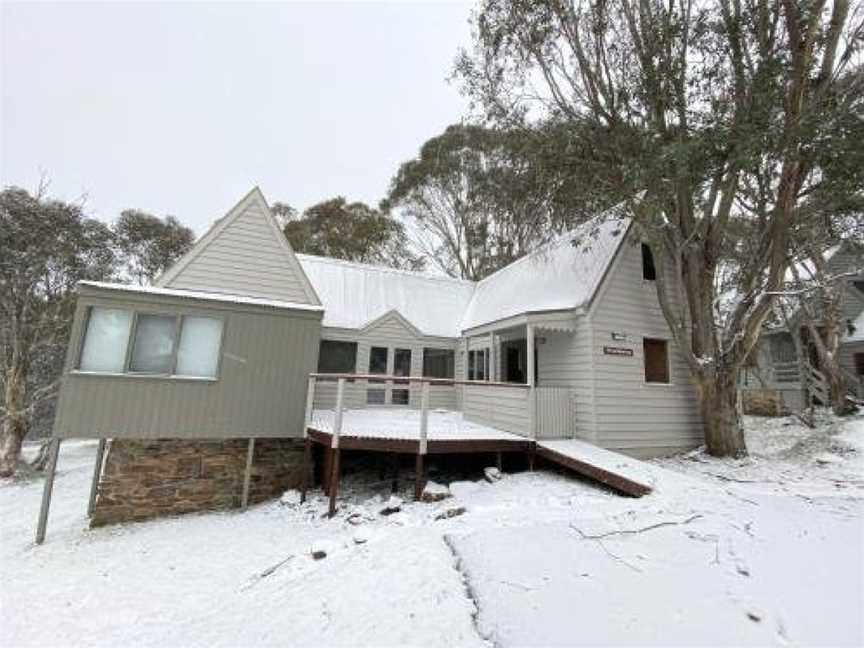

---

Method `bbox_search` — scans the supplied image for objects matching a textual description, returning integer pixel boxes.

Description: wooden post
[488,332,496,382]
[527,324,536,439]
[301,437,312,503]
[415,381,430,500]
[496,451,503,472]
[241,437,255,510]
[328,378,345,517]
[301,376,316,504]
[391,453,400,493]
[87,438,106,516]
[35,438,61,545]
[304,376,316,435]
[328,448,341,518]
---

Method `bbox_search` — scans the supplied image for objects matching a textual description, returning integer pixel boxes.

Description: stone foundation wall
[91,438,305,527]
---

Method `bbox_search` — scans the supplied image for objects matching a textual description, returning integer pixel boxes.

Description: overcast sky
[1,1,473,235]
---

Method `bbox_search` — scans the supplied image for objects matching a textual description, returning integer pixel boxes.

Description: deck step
[536,440,654,497]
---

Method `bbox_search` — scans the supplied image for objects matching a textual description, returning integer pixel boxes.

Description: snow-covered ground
[2,414,862,647]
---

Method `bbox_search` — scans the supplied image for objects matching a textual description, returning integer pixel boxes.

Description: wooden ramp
[536,439,654,497]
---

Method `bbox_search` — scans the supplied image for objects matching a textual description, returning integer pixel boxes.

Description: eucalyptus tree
[384,124,570,280]
[0,187,116,476]
[458,0,863,455]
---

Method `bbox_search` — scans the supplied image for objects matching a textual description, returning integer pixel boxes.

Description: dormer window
[642,243,656,281]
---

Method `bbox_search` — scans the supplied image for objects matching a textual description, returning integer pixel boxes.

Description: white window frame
[75,306,225,381]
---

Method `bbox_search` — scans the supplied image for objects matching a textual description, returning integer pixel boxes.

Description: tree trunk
[0,368,28,477]
[823,359,854,416]
[697,367,747,457]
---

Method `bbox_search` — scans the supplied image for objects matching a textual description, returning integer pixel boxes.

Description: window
[423,348,455,379]
[468,348,489,381]
[643,338,670,384]
[367,346,388,404]
[317,340,357,380]
[129,314,178,374]
[78,306,223,378]
[392,348,412,405]
[641,243,657,281]
[79,308,133,373]
[176,316,223,378]
[855,353,864,377]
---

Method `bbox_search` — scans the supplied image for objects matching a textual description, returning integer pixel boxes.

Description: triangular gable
[156,187,321,306]
[360,309,424,338]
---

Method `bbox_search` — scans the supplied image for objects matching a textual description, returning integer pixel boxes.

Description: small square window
[423,348,455,379]
[391,389,410,405]
[643,338,670,383]
[366,388,386,405]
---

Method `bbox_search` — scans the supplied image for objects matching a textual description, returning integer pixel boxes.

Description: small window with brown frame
[854,353,864,377]
[643,338,670,384]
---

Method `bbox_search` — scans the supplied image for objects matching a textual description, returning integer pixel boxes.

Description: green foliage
[284,197,424,271]
[113,209,194,284]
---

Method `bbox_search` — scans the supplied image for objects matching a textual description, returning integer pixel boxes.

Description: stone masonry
[90,438,306,527]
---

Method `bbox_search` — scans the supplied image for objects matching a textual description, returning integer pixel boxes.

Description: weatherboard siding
[536,321,596,441]
[462,384,532,436]
[588,238,702,454]
[312,317,461,412]
[53,287,322,439]
[164,201,316,304]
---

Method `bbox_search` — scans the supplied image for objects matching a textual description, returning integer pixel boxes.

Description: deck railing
[304,373,576,515]
[305,373,576,443]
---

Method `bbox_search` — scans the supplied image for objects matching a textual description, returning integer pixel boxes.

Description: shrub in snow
[421,481,451,502]
[483,467,502,483]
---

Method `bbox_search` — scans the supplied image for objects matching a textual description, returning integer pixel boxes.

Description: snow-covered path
[2,415,862,647]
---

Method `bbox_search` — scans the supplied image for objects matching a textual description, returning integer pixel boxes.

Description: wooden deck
[303,407,653,515]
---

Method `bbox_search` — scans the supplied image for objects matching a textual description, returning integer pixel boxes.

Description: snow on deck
[309,408,527,442]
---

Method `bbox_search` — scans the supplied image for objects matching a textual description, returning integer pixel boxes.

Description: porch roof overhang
[461,307,584,337]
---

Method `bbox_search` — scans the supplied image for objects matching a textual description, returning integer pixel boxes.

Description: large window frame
[76,306,225,381]
[317,340,358,381]
[423,347,455,380]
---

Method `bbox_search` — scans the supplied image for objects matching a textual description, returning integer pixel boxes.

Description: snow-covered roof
[78,281,325,312]
[297,255,475,338]
[459,215,631,331]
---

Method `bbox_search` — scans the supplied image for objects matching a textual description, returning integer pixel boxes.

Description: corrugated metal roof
[459,216,630,331]
[297,211,630,337]
[297,255,475,338]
